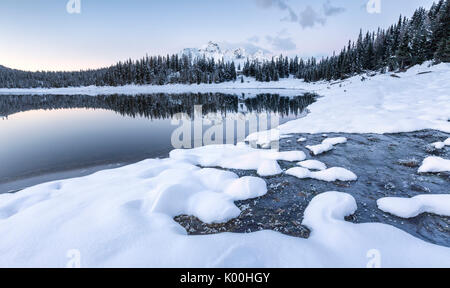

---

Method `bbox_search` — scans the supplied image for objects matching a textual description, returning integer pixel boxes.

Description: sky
[0,0,438,71]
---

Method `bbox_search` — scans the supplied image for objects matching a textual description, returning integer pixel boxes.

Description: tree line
[243,0,449,82]
[0,0,448,88]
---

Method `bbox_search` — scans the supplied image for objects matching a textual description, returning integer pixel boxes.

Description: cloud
[298,6,326,28]
[253,0,345,29]
[254,0,298,22]
[323,0,346,16]
[254,0,334,28]
[266,35,297,51]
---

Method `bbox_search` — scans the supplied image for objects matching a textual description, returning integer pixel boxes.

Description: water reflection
[0,93,316,120]
[0,93,316,192]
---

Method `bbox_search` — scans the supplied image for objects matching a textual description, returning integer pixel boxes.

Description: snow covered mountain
[180,41,272,67]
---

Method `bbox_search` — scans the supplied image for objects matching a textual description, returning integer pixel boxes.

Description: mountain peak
[180,42,272,65]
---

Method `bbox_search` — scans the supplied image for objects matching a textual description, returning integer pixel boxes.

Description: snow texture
[322,137,348,145]
[1,178,449,267]
[298,160,327,171]
[418,156,450,173]
[432,138,450,149]
[432,142,446,149]
[306,143,334,155]
[378,195,450,218]
[246,62,450,144]
[286,167,357,182]
[170,143,306,177]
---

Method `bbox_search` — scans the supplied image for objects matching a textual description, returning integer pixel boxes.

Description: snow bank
[286,167,357,182]
[377,195,450,218]
[247,62,450,142]
[170,143,306,176]
[298,160,327,171]
[418,156,450,173]
[1,168,449,268]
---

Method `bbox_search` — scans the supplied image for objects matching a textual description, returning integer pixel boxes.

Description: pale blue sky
[0,0,437,71]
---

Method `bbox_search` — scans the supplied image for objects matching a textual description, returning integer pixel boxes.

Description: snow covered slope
[247,62,450,146]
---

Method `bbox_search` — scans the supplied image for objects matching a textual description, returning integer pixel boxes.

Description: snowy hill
[179,41,272,68]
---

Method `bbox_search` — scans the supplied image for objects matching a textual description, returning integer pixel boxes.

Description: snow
[179,41,273,71]
[378,195,450,218]
[418,156,450,173]
[0,76,307,97]
[322,137,347,145]
[432,138,450,149]
[169,143,306,177]
[246,62,450,144]
[306,143,334,155]
[0,165,449,268]
[304,137,347,156]
[286,167,357,182]
[257,160,283,177]
[298,160,327,171]
[297,137,307,143]
[432,142,446,149]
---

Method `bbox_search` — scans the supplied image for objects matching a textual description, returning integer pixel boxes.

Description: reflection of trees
[244,93,316,117]
[0,93,316,120]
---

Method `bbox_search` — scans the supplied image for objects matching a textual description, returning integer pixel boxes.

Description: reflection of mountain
[0,93,316,120]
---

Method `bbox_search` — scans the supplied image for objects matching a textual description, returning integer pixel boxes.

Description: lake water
[0,93,315,193]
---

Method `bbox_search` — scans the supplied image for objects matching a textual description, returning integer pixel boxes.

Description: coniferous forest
[0,0,448,88]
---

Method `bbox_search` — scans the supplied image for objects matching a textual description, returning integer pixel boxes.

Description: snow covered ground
[247,62,450,146]
[0,76,308,97]
[0,159,449,268]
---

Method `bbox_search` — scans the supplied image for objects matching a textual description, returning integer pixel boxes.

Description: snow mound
[298,160,327,171]
[286,167,357,182]
[418,156,450,173]
[297,137,307,143]
[445,138,450,146]
[432,142,446,149]
[305,137,347,156]
[377,195,450,218]
[257,160,283,177]
[322,137,347,145]
[306,143,334,155]
[245,129,281,148]
[170,143,306,176]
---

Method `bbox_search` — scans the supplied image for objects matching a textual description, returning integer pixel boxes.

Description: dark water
[0,93,316,193]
